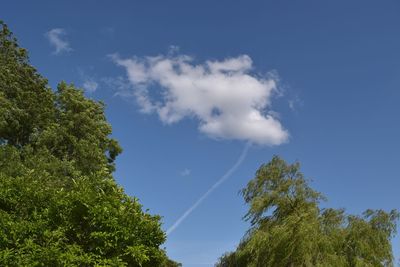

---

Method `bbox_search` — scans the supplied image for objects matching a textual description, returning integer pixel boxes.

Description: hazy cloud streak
[166,142,251,235]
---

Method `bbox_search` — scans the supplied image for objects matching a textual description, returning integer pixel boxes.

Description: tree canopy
[0,21,179,266]
[217,156,399,267]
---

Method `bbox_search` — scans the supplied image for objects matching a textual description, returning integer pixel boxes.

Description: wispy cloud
[45,28,72,55]
[77,68,99,93]
[100,26,115,36]
[82,79,98,93]
[167,142,251,235]
[180,168,191,177]
[102,76,133,97]
[288,95,303,112]
[111,53,289,145]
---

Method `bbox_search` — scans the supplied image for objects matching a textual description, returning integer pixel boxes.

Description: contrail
[167,142,252,235]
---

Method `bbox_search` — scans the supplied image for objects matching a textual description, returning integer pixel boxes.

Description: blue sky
[2,1,400,265]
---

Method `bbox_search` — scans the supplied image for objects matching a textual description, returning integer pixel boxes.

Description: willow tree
[0,21,179,266]
[217,156,398,267]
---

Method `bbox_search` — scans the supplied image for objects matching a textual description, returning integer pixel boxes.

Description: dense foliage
[0,21,179,266]
[217,156,399,267]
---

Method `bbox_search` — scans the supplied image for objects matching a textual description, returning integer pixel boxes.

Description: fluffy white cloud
[112,53,289,145]
[45,28,72,54]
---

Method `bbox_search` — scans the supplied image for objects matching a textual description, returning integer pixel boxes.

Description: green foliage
[0,21,179,266]
[0,20,121,175]
[216,156,399,267]
[0,21,54,148]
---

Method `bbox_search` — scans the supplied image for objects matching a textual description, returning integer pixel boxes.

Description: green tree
[217,156,398,267]
[0,21,179,266]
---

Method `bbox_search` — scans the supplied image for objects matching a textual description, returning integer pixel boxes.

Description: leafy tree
[0,21,54,148]
[216,156,398,267]
[0,21,180,266]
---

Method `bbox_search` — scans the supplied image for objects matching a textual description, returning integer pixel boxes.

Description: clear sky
[2,1,400,265]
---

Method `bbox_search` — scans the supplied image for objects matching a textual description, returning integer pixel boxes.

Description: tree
[216,156,398,267]
[0,21,180,266]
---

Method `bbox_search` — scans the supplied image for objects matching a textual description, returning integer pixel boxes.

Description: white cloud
[112,53,289,145]
[82,79,98,93]
[45,28,72,54]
